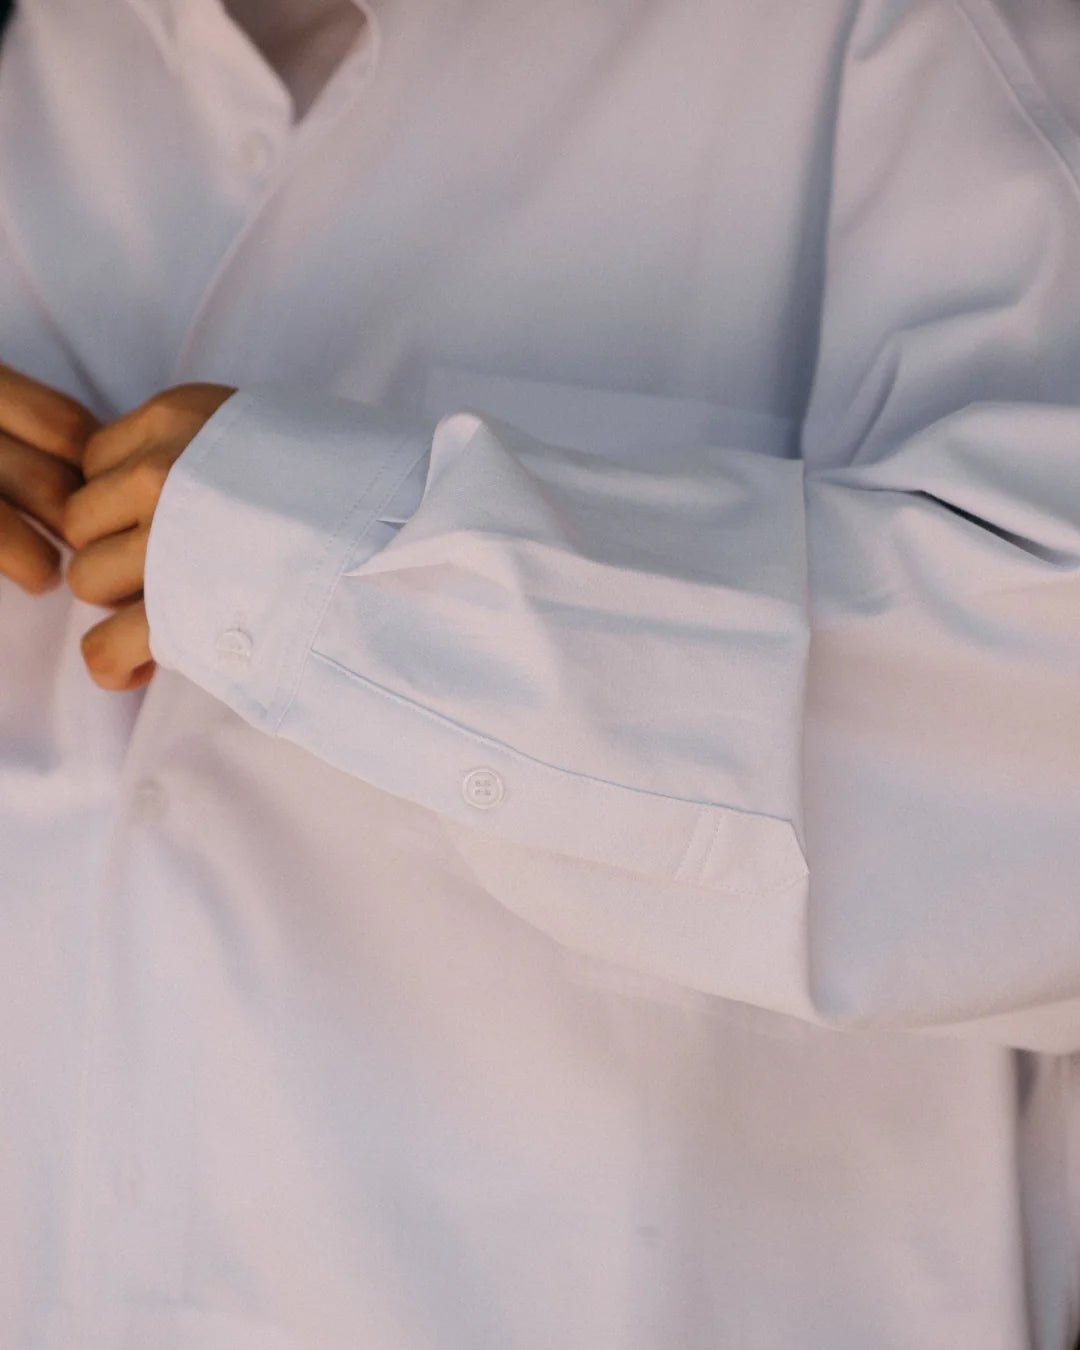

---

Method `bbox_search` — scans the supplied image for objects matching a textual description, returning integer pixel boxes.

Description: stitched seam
[268,439,427,729]
[302,648,808,894]
[952,0,1080,206]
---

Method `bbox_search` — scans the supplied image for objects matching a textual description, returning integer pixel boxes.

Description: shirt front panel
[0,0,375,418]
[4,0,834,425]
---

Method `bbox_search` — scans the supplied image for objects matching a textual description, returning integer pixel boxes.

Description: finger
[67,525,148,607]
[81,398,164,479]
[0,497,63,594]
[0,363,100,463]
[82,384,235,480]
[80,598,155,692]
[63,461,146,550]
[0,432,84,536]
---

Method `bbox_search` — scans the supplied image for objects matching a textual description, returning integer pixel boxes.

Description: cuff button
[462,767,505,809]
[216,627,253,669]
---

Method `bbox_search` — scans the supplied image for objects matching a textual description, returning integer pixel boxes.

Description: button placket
[131,780,167,826]
[87,820,200,1307]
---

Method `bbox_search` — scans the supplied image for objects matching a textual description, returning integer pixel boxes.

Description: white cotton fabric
[2,0,1080,1346]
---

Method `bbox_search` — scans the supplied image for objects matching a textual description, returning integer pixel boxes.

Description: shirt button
[131,779,167,826]
[239,130,275,177]
[216,627,253,669]
[462,767,505,810]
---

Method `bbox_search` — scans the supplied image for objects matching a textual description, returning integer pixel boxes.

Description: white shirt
[2,0,1080,1345]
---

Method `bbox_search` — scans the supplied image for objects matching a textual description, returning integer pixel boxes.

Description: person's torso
[1,2,1079,1347]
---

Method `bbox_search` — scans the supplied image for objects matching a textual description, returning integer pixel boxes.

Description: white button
[216,627,253,668]
[110,1157,144,1208]
[239,130,274,177]
[462,767,505,809]
[131,779,167,826]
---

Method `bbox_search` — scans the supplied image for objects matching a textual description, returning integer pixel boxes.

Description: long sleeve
[798,0,1080,1046]
[145,0,1080,1050]
[146,385,815,1017]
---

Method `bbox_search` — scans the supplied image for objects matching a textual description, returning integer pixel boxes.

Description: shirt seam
[951,0,1080,208]
[267,440,428,728]
[300,646,807,894]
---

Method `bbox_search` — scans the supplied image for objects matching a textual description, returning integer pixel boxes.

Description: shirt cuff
[144,383,430,728]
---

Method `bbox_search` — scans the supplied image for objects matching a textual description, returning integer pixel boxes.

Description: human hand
[64,382,236,691]
[0,361,99,593]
